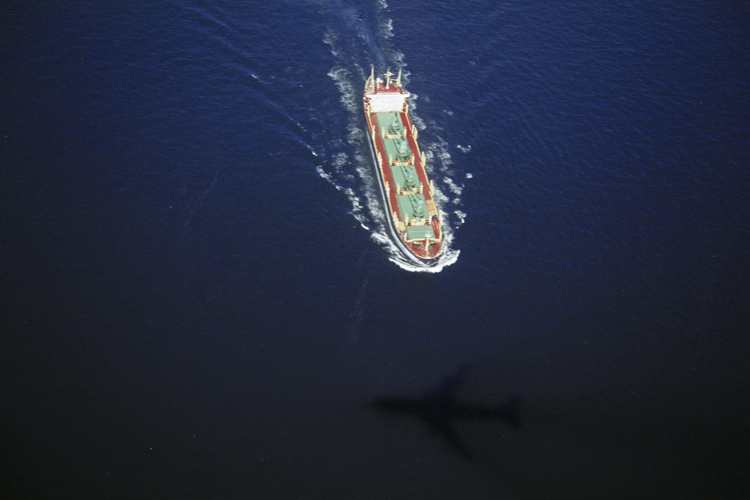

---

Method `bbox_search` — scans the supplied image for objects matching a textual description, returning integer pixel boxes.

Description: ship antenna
[385,68,393,89]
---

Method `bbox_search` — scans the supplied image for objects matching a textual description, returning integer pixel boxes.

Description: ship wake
[318,0,465,272]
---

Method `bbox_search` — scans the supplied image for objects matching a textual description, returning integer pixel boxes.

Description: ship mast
[396,68,402,87]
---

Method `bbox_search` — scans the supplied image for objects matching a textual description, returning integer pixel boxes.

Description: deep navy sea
[2,1,750,498]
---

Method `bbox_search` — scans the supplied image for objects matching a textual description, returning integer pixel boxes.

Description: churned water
[2,1,749,498]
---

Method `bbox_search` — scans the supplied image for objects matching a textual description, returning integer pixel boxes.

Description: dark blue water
[2,1,749,498]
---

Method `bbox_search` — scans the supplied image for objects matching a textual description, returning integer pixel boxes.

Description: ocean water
[1,0,749,498]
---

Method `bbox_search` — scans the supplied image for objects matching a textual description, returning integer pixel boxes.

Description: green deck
[375,111,436,241]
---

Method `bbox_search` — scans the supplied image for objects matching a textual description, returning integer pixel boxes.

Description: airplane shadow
[371,362,521,460]
[369,360,750,499]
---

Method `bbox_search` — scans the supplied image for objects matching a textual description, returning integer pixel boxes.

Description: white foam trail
[443,176,463,197]
[327,66,358,113]
[427,136,454,173]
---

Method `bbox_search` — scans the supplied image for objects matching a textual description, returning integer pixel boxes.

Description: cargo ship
[363,67,443,265]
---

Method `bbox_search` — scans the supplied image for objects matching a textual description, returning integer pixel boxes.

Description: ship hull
[363,68,444,265]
